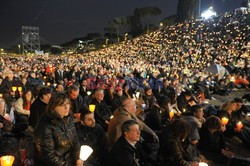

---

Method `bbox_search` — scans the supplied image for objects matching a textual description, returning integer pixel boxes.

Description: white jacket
[14,98,30,116]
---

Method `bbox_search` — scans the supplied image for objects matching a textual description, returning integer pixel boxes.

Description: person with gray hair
[108,98,158,145]
[90,89,112,131]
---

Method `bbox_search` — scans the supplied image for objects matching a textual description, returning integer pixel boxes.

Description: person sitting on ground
[108,98,158,145]
[75,109,108,166]
[158,119,199,166]
[90,89,112,131]
[199,115,234,165]
[67,85,85,120]
[29,86,52,129]
[108,120,142,166]
[14,89,33,124]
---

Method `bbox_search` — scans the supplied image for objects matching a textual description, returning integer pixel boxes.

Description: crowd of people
[0,8,249,166]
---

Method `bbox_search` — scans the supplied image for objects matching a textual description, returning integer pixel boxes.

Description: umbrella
[205,63,229,79]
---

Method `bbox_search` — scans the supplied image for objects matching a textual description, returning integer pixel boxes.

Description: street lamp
[106,38,109,45]
[160,22,163,27]
[18,45,21,55]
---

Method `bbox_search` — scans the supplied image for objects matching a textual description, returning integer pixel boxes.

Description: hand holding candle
[169,111,174,120]
[0,155,15,166]
[79,145,93,161]
[236,121,243,131]
[18,87,22,92]
[89,104,96,112]
[221,117,229,126]
[12,86,17,92]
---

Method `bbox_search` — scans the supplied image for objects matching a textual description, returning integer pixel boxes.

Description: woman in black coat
[29,87,52,129]
[34,93,83,166]
[158,119,199,166]
[199,115,234,165]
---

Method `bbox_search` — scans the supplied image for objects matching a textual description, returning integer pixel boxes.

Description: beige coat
[108,107,156,145]
[14,98,30,116]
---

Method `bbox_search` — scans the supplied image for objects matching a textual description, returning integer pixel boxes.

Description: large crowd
[0,8,250,166]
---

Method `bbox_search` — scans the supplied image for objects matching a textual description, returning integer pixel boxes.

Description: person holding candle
[217,100,250,147]
[177,90,193,114]
[34,93,83,166]
[75,109,108,166]
[14,89,33,124]
[142,86,158,110]
[199,116,234,165]
[14,89,32,115]
[90,89,112,131]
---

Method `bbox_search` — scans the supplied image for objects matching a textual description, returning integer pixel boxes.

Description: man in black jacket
[76,110,108,166]
[0,70,14,110]
[108,120,141,166]
[90,89,112,131]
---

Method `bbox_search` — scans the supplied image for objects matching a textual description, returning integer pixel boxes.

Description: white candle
[136,92,140,99]
[79,145,93,161]
[199,162,208,166]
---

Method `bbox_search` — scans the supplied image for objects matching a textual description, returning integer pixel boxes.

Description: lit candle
[236,121,243,130]
[110,115,114,119]
[169,111,174,120]
[0,94,3,98]
[87,91,91,96]
[221,117,229,126]
[89,104,96,112]
[183,109,186,113]
[199,162,208,166]
[0,155,15,166]
[79,145,93,161]
[43,76,46,80]
[47,83,51,86]
[136,92,140,99]
[12,86,17,92]
[18,87,22,92]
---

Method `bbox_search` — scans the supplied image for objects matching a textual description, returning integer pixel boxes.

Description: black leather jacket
[34,114,80,166]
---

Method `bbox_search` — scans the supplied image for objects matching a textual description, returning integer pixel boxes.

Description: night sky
[0,0,243,48]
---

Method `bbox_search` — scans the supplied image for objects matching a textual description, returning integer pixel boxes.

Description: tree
[136,7,162,33]
[130,9,143,37]
[162,15,177,26]
[177,0,199,22]
[105,16,132,42]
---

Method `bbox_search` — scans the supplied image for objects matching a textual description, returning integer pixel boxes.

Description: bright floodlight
[201,7,217,19]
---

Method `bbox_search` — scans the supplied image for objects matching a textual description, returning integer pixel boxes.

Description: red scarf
[23,101,31,111]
